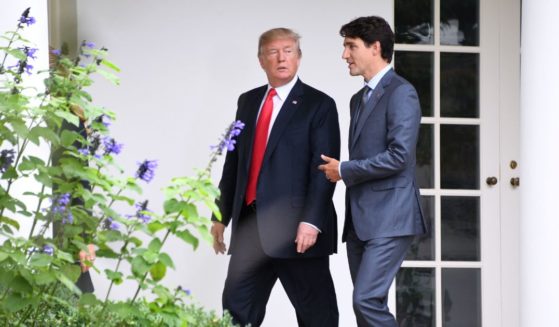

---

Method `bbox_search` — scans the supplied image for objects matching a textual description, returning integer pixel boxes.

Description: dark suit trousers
[346,220,413,327]
[223,205,339,327]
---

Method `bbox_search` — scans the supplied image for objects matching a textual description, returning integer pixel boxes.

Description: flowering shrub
[0,8,240,326]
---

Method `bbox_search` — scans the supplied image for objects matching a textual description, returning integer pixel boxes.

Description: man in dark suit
[319,16,427,326]
[211,28,340,327]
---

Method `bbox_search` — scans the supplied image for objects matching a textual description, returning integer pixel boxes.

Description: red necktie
[246,88,276,204]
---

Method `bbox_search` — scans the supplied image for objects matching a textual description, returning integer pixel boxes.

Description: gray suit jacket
[341,69,427,241]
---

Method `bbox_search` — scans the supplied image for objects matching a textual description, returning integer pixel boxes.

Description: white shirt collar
[268,75,298,101]
[365,65,392,90]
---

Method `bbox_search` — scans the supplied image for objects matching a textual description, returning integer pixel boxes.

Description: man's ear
[371,41,381,56]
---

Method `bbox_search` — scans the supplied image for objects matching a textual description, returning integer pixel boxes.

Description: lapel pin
[292,100,298,104]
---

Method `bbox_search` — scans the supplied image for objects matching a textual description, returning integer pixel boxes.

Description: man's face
[259,38,301,87]
[342,37,378,81]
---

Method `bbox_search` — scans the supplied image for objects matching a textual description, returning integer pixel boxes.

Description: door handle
[510,177,520,187]
[486,177,498,186]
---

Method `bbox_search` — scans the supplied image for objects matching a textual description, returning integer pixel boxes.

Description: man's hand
[211,221,227,254]
[79,244,96,273]
[295,223,319,253]
[318,154,342,183]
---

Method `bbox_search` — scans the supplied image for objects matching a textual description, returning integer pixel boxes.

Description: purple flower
[42,245,54,256]
[8,60,33,75]
[23,64,33,75]
[134,200,151,223]
[52,193,73,224]
[0,149,16,173]
[51,49,61,56]
[100,114,111,127]
[84,41,95,49]
[178,286,191,296]
[135,160,158,183]
[78,148,90,156]
[18,8,36,27]
[24,47,38,60]
[212,120,245,153]
[103,137,123,155]
[105,217,120,231]
[62,211,73,224]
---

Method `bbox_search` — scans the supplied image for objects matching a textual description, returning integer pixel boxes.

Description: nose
[278,51,286,62]
[342,48,349,60]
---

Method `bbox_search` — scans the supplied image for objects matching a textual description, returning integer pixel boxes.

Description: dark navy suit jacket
[215,79,340,258]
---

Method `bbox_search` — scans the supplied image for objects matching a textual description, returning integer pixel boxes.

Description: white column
[520,1,559,326]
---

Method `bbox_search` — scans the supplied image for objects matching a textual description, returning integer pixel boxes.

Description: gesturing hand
[318,154,341,182]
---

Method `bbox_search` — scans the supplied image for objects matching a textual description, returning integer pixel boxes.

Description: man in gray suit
[319,16,427,326]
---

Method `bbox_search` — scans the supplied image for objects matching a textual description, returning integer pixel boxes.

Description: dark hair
[340,16,394,63]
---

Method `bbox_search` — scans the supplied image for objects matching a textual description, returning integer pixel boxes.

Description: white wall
[1,1,49,238]
[520,0,559,326]
[76,1,392,326]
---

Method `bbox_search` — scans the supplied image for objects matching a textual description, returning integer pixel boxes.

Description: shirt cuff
[301,222,321,233]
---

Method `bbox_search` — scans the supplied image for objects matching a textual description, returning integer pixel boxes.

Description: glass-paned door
[393,0,502,326]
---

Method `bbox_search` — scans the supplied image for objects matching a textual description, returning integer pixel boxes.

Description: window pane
[416,124,434,189]
[406,196,434,260]
[441,53,479,118]
[441,196,480,261]
[442,268,481,327]
[395,51,434,117]
[440,125,479,189]
[397,268,436,327]
[440,0,479,46]
[395,0,434,44]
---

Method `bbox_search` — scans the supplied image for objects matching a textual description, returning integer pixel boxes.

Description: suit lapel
[240,86,267,174]
[262,79,304,164]
[351,69,395,150]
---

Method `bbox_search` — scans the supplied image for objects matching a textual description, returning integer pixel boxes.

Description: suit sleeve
[340,83,421,187]
[302,96,340,229]
[212,94,245,226]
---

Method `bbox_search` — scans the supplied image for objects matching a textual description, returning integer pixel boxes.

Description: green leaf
[79,293,101,306]
[158,252,175,269]
[149,262,166,282]
[0,252,9,262]
[2,293,33,312]
[104,269,124,285]
[131,256,150,276]
[61,263,82,282]
[29,126,60,145]
[147,221,166,234]
[56,271,82,295]
[0,216,20,230]
[163,199,180,214]
[142,250,158,264]
[34,270,57,285]
[6,48,27,61]
[148,238,162,253]
[100,59,121,72]
[97,69,120,85]
[129,236,143,247]
[56,250,75,263]
[10,120,28,138]
[54,110,80,127]
[11,275,33,294]
[60,129,82,147]
[29,253,53,267]
[176,229,199,250]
